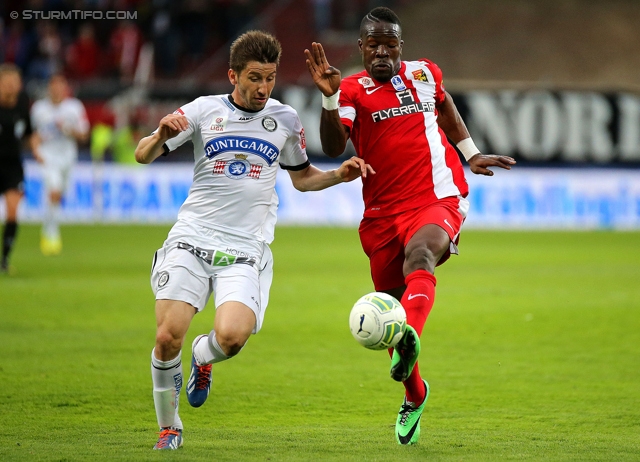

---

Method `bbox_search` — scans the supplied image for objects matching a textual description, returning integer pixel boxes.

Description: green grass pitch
[1,225,639,461]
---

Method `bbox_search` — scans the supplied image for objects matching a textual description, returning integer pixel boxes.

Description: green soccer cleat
[395,380,430,445]
[390,325,421,382]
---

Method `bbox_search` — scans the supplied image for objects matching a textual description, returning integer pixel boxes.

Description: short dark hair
[0,63,22,79]
[360,7,401,36]
[229,30,282,73]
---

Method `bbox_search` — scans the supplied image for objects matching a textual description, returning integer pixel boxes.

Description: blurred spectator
[109,20,143,82]
[152,9,180,77]
[311,0,332,34]
[3,20,36,70]
[65,23,100,79]
[225,0,257,40]
[27,21,63,80]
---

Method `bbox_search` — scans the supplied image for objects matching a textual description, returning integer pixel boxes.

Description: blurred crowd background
[1,0,639,165]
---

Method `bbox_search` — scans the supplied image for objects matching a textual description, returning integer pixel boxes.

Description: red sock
[401,269,436,405]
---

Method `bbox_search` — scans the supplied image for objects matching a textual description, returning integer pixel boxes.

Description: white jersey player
[134,30,373,451]
[31,74,89,255]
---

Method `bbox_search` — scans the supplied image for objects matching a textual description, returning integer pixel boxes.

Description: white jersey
[30,97,89,166]
[164,95,309,243]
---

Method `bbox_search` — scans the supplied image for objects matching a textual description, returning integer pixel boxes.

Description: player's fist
[157,114,189,140]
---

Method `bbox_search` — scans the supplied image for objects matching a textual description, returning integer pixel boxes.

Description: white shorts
[42,163,72,194]
[150,225,273,334]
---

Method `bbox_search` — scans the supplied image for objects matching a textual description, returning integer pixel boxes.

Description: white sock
[43,202,61,239]
[151,349,183,430]
[193,330,230,365]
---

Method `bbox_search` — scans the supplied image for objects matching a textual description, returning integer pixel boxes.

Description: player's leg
[150,243,210,449]
[189,251,271,407]
[392,199,466,445]
[41,167,64,255]
[151,299,194,450]
[2,188,22,272]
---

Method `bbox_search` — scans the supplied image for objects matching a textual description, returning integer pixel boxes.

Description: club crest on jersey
[173,108,184,115]
[211,115,228,132]
[412,69,428,82]
[358,77,375,88]
[213,156,263,180]
[204,136,279,165]
[391,75,406,91]
[262,116,277,132]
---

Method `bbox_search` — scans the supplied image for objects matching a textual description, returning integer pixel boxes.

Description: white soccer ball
[349,292,407,350]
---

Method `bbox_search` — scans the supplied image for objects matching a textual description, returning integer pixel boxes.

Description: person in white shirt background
[31,74,90,255]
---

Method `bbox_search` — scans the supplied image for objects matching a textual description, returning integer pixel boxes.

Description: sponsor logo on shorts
[158,271,170,287]
[177,242,257,267]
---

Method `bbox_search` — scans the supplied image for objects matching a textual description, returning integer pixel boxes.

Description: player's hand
[304,42,342,97]
[157,114,188,141]
[468,154,516,176]
[336,156,376,182]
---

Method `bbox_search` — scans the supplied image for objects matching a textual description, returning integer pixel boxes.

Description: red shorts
[358,196,468,291]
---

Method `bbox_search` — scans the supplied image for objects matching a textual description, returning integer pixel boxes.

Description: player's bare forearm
[28,133,43,163]
[135,132,168,164]
[436,92,470,144]
[288,157,374,192]
[320,111,349,158]
[136,114,188,164]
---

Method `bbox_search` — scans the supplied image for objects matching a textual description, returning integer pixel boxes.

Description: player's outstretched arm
[135,114,188,164]
[436,92,516,176]
[304,42,349,158]
[288,156,375,192]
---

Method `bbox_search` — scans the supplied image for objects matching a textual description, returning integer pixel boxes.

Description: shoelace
[399,403,415,426]
[195,364,212,389]
[156,428,180,448]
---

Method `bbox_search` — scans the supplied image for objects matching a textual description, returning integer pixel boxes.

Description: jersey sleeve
[162,98,200,152]
[279,112,310,171]
[420,59,446,106]
[338,83,357,129]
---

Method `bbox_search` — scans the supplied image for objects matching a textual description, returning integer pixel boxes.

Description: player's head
[0,63,23,108]
[358,7,403,82]
[48,74,69,104]
[228,30,282,111]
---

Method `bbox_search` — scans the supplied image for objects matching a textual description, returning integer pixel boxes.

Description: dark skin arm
[437,91,516,176]
[304,42,350,157]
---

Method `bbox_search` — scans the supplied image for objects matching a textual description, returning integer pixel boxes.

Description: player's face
[48,76,68,104]
[228,61,277,111]
[358,21,403,82]
[0,72,22,107]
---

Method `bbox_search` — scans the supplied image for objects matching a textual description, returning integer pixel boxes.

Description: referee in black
[0,63,41,273]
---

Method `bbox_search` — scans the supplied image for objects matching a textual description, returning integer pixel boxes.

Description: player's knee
[155,329,183,356]
[215,329,249,357]
[404,245,438,274]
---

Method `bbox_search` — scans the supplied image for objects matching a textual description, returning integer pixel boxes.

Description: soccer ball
[349,292,406,350]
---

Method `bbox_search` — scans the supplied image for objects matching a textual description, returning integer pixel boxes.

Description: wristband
[456,137,480,161]
[322,91,340,111]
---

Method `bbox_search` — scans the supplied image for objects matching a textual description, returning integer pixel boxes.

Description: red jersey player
[305,7,516,445]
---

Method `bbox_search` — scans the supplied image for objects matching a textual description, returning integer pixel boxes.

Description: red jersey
[338,59,468,217]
